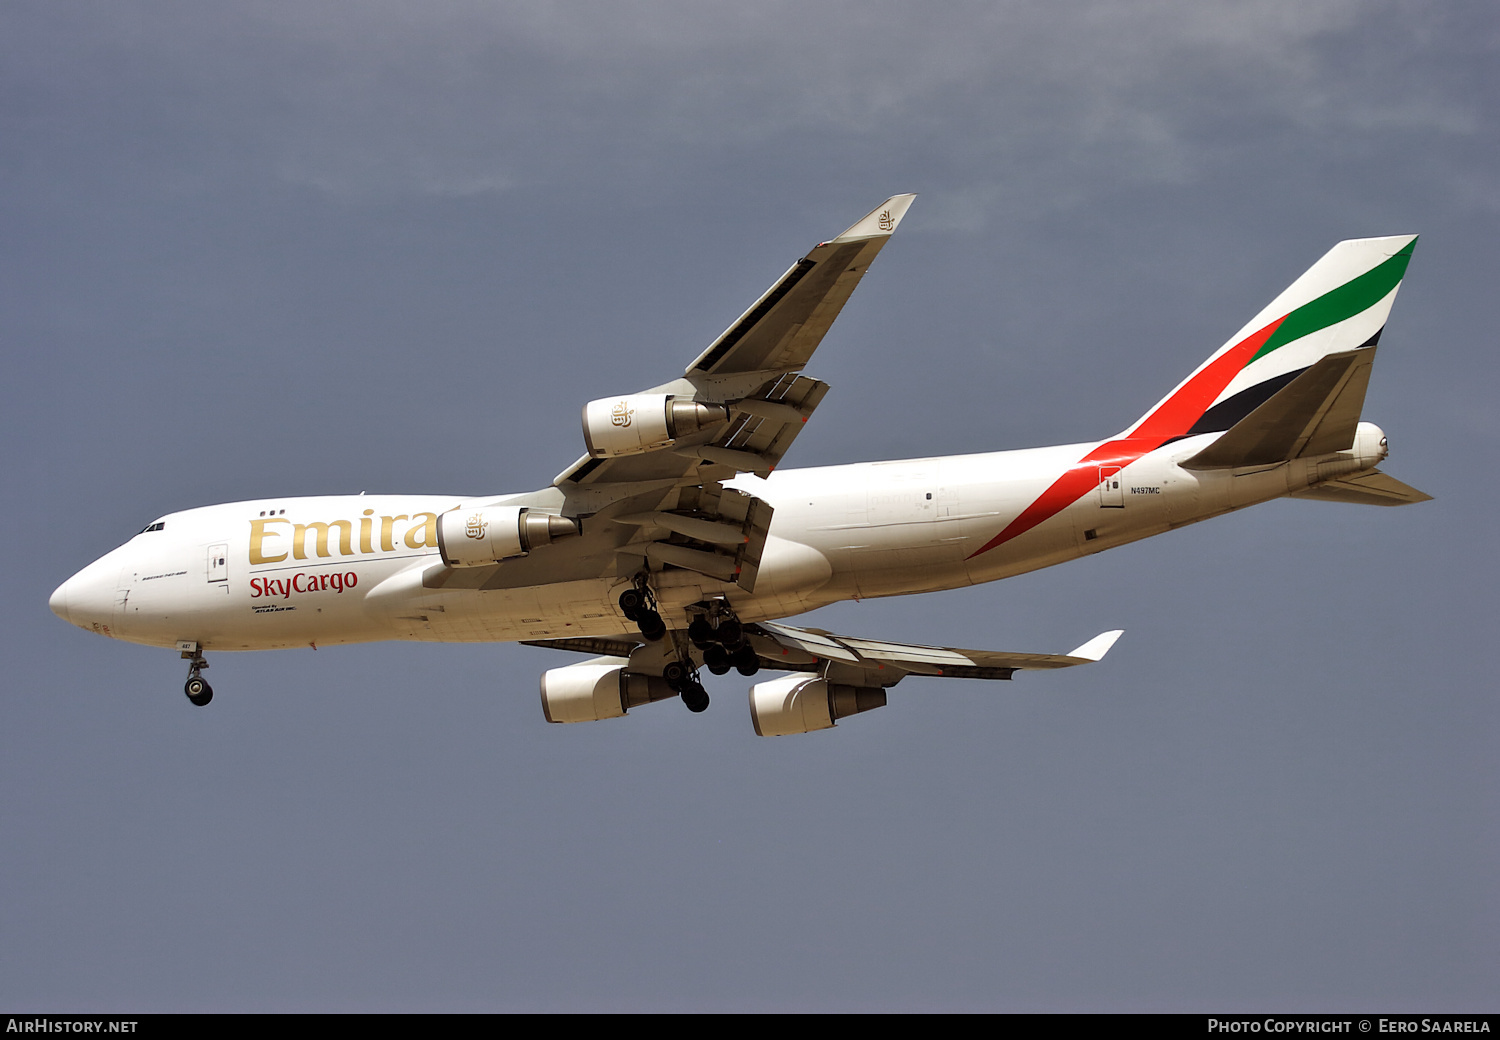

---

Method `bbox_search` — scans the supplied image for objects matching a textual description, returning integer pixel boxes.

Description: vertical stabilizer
[1122,236,1416,442]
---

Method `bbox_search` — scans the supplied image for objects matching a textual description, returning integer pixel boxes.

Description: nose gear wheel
[181,651,213,706]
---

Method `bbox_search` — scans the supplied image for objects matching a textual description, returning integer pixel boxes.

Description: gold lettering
[293,520,353,559]
[250,518,291,564]
[381,515,408,552]
[360,509,374,554]
[405,512,439,549]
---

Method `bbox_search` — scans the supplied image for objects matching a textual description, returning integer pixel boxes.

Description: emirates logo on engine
[611,400,634,427]
[464,514,488,540]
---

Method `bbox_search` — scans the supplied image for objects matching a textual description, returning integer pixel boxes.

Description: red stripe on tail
[967,315,1285,559]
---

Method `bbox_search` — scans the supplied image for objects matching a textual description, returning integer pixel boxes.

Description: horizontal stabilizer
[1288,469,1433,507]
[1184,348,1374,469]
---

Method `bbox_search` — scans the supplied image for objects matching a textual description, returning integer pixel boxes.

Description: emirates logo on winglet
[878,209,894,232]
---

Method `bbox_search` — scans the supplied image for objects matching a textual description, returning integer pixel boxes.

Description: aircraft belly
[393,579,628,644]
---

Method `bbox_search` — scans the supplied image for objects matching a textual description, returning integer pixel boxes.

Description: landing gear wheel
[637,610,666,641]
[181,651,212,706]
[703,644,731,675]
[618,587,645,620]
[184,677,213,706]
[662,659,689,691]
[687,617,715,648]
[716,618,744,649]
[733,645,761,676]
[681,682,710,713]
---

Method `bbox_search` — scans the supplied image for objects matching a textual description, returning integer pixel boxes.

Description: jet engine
[540,661,678,723]
[436,506,578,568]
[582,394,729,458]
[748,675,887,737]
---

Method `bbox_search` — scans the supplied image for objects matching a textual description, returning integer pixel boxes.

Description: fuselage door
[1098,466,1124,508]
[208,543,229,584]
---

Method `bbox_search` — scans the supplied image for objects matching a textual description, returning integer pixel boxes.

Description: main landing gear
[689,602,760,678]
[662,658,710,713]
[668,601,762,714]
[618,578,666,642]
[619,583,761,715]
[619,575,705,708]
[620,576,712,712]
[181,645,213,706]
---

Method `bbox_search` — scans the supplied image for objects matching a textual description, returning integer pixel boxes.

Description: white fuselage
[50,425,1388,653]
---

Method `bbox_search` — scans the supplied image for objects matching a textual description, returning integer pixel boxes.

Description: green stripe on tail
[1251,240,1416,363]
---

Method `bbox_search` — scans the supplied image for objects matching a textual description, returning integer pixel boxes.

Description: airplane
[49,195,1431,736]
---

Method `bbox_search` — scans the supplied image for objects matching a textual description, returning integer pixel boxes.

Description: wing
[523,623,1124,687]
[436,196,916,597]
[745,622,1124,685]
[425,196,915,596]
[554,193,916,489]
[683,194,920,377]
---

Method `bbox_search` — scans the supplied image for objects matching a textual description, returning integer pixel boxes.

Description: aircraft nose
[50,561,118,634]
[49,580,71,623]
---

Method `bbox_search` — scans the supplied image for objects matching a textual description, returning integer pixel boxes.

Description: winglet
[1067,629,1124,662]
[829,193,917,243]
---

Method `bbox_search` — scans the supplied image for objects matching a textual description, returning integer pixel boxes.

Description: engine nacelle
[436,506,578,568]
[540,661,678,724]
[748,676,887,737]
[582,394,730,458]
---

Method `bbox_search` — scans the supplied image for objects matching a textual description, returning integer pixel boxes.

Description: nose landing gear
[180,645,213,706]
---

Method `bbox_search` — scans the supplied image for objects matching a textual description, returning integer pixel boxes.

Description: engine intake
[540,661,678,723]
[436,506,578,568]
[748,676,887,736]
[582,394,730,458]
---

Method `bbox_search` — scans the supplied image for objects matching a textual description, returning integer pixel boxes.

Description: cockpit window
[139,521,166,534]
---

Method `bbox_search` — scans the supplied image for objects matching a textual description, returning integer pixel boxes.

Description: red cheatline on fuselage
[967,314,1287,559]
